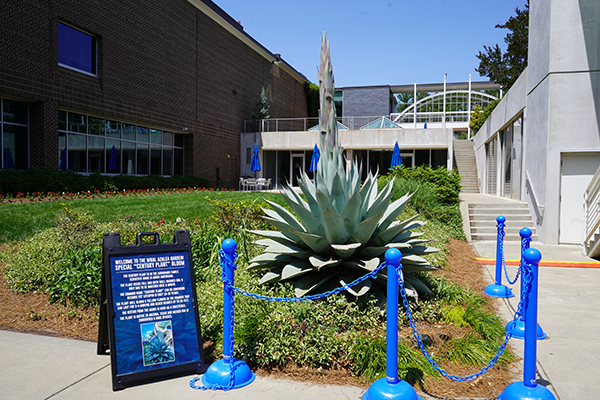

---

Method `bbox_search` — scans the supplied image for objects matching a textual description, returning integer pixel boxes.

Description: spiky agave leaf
[248,31,438,303]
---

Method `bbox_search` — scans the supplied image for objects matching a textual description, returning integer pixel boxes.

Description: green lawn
[0,191,286,244]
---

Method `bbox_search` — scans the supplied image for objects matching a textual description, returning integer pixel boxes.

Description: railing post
[484,215,514,298]
[200,239,255,390]
[498,249,556,400]
[506,228,547,340]
[363,249,420,400]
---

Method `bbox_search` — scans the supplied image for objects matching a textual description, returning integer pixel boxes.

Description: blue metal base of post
[484,283,515,298]
[363,378,421,400]
[498,381,556,400]
[201,358,255,390]
[506,319,547,340]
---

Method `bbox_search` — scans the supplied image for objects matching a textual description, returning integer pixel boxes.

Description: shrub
[0,169,211,197]
[379,165,465,239]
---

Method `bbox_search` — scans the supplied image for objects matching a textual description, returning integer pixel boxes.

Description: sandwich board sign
[97,230,205,390]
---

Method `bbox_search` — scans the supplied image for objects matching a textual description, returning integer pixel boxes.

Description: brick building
[0,0,308,188]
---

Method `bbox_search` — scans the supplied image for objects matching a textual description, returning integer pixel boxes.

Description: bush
[378,165,465,239]
[0,169,211,197]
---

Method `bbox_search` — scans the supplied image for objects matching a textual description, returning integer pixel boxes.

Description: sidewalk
[0,329,366,400]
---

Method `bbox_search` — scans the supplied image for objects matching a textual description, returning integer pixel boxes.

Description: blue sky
[214,0,528,87]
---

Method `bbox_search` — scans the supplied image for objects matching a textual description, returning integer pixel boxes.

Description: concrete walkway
[463,193,600,400]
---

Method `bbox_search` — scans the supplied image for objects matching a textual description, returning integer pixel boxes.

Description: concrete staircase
[585,232,600,259]
[453,140,479,193]
[469,202,538,241]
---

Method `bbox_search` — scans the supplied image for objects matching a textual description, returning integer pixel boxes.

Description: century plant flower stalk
[248,32,438,304]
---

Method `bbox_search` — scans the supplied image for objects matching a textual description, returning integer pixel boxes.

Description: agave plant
[247,32,438,303]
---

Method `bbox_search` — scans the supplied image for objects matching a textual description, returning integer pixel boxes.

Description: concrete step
[471,226,535,235]
[469,219,534,227]
[472,233,539,241]
[469,210,531,217]
[468,202,529,209]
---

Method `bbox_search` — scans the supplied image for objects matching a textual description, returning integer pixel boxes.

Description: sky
[214,0,528,87]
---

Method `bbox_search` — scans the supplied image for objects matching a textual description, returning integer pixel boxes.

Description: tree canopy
[475,1,529,91]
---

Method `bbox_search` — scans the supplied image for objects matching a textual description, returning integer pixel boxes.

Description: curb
[475,257,600,268]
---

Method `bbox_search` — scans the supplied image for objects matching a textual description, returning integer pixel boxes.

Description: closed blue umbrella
[108,145,118,171]
[250,144,261,177]
[309,144,320,172]
[390,141,402,169]
[4,147,15,169]
[59,147,71,170]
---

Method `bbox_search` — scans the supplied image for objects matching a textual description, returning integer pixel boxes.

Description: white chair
[246,178,257,191]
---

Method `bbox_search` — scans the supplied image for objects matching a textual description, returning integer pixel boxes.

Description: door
[560,154,600,243]
[291,154,304,187]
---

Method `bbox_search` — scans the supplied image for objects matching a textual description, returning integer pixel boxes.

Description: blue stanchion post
[484,215,514,298]
[498,249,556,400]
[363,249,420,400]
[506,228,547,340]
[201,239,255,390]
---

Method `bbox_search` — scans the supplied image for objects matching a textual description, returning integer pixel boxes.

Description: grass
[0,191,287,244]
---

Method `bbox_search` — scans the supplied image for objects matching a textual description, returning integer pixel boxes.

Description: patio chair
[246,178,257,191]
[256,178,267,191]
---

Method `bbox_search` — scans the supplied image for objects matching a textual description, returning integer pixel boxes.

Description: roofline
[187,0,309,84]
[389,81,500,93]
[336,81,500,93]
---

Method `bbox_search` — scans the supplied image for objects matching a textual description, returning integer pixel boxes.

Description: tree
[251,87,270,120]
[396,92,430,113]
[476,1,529,91]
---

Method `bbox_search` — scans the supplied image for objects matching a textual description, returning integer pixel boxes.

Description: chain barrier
[498,225,521,285]
[225,257,388,303]
[194,245,536,388]
[192,250,387,390]
[397,262,534,382]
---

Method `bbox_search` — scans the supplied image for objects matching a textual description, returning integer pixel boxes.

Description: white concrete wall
[473,70,528,196]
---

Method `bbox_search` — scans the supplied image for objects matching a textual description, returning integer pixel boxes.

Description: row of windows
[1,99,29,170]
[59,111,185,175]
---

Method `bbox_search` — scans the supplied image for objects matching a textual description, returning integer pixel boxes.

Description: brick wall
[0,0,308,188]
[342,86,393,117]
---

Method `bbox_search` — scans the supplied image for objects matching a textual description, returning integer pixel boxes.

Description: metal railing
[525,170,545,224]
[584,165,600,256]
[243,116,403,133]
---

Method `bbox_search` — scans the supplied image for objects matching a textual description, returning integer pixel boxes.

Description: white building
[473,0,600,252]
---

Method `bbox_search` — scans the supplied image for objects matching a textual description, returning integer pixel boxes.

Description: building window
[1,98,29,170]
[58,110,184,176]
[58,22,97,75]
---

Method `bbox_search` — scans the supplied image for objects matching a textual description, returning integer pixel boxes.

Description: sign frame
[97,230,205,390]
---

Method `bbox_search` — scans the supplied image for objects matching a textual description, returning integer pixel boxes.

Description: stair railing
[525,170,545,224]
[584,165,600,256]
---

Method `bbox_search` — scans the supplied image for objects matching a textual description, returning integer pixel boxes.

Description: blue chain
[499,226,520,285]
[397,262,533,381]
[192,250,385,390]
[226,259,387,303]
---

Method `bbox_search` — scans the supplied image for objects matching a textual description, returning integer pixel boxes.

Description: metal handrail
[525,170,545,223]
[584,165,600,246]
